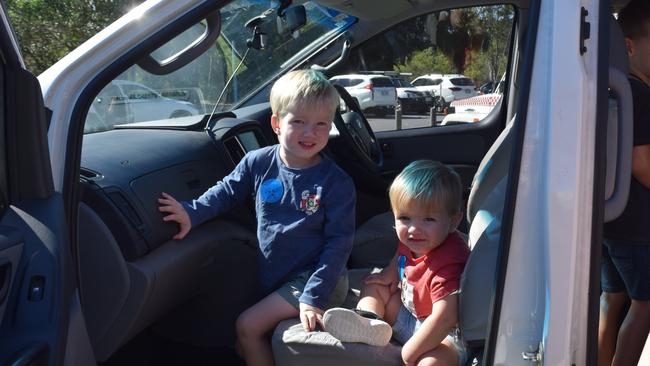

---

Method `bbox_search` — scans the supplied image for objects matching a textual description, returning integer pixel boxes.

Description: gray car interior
[73,0,526,363]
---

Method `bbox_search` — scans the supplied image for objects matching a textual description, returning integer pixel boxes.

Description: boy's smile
[394,204,461,258]
[272,104,333,169]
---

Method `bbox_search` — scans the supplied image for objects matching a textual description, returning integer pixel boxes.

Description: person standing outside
[599,1,650,365]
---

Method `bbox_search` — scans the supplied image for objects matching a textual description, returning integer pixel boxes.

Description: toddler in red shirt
[324,160,469,366]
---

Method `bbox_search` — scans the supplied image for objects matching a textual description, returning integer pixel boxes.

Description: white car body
[411,73,478,106]
[440,93,503,125]
[329,74,397,114]
[87,79,200,133]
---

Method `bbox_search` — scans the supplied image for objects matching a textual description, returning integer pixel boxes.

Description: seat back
[459,120,513,345]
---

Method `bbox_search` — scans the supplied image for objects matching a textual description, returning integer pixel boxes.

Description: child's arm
[299,176,356,323]
[364,253,399,292]
[161,151,256,237]
[158,192,191,240]
[401,294,458,365]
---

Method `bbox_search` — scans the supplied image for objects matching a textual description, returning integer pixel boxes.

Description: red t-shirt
[398,231,469,319]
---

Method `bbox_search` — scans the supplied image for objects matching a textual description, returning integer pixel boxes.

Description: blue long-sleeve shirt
[183,145,356,308]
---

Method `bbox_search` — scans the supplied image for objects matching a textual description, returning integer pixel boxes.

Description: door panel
[0,198,70,366]
[0,227,22,323]
[0,6,75,365]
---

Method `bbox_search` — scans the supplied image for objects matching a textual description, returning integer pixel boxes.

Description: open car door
[0,4,83,366]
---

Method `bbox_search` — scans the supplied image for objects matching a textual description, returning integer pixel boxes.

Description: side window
[82,1,357,134]
[413,78,429,86]
[371,78,393,87]
[332,5,514,131]
[349,79,363,86]
[84,20,214,134]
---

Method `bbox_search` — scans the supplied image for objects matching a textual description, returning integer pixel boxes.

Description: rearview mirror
[276,5,306,35]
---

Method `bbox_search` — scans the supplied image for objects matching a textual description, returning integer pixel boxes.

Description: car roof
[331,74,391,79]
[416,74,468,79]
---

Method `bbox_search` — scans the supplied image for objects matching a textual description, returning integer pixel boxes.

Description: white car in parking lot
[329,74,396,116]
[86,80,201,133]
[411,74,478,112]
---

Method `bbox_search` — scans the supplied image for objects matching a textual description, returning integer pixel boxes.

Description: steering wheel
[331,84,384,174]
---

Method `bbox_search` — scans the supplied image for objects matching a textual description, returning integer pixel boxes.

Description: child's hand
[364,267,399,292]
[158,192,191,240]
[299,302,324,332]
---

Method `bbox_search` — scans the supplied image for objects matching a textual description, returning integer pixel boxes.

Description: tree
[6,0,143,74]
[393,48,454,76]
[470,6,512,83]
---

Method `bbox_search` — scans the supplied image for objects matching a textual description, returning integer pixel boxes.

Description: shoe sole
[323,308,392,346]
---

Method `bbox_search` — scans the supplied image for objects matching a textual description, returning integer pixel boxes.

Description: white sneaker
[323,307,392,346]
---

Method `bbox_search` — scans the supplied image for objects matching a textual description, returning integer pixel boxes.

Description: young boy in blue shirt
[158,69,356,366]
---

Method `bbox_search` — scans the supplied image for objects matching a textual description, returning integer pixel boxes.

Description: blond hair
[270,69,339,118]
[389,160,463,216]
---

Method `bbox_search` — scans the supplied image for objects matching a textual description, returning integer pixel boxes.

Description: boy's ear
[449,212,463,232]
[271,114,281,135]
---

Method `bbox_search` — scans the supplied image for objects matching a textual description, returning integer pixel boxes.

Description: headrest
[466,120,514,224]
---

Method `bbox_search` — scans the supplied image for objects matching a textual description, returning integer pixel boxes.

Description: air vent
[79,167,103,181]
[224,136,246,164]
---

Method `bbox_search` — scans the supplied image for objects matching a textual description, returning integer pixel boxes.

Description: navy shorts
[601,239,650,300]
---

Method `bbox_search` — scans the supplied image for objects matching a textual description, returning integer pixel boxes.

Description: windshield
[394,78,415,88]
[84,0,356,134]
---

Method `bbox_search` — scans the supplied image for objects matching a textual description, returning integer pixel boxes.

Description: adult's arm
[632,144,650,189]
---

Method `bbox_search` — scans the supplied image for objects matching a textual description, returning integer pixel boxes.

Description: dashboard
[77,116,269,359]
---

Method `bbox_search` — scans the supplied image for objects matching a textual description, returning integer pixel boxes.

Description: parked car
[0,0,642,366]
[390,76,431,114]
[86,80,201,133]
[329,74,396,116]
[478,79,506,94]
[411,74,478,112]
[440,93,503,125]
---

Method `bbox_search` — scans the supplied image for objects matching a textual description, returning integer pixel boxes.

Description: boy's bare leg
[598,291,627,366]
[236,292,299,366]
[612,299,650,366]
[357,282,402,325]
[407,338,458,366]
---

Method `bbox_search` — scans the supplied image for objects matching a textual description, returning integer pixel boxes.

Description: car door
[0,4,83,366]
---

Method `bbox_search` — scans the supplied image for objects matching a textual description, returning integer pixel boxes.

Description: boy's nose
[408,225,420,234]
[303,124,316,136]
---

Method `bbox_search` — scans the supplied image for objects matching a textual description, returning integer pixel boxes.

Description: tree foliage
[6,0,143,74]
[393,48,454,76]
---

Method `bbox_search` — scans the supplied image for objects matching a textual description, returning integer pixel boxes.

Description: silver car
[86,80,200,133]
